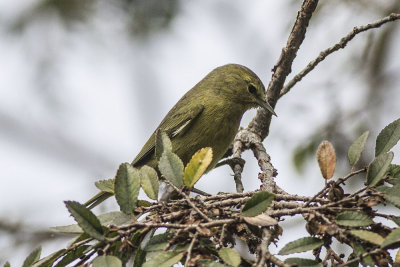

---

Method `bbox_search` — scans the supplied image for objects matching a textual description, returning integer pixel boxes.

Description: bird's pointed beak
[256,98,277,117]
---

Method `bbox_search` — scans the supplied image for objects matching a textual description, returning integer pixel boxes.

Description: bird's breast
[173,103,244,168]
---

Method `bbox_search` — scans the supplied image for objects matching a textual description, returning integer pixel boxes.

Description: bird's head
[209,64,277,116]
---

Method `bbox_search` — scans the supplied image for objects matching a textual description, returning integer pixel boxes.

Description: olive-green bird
[85,64,276,208]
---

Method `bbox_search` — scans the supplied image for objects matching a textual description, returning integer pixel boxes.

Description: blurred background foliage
[0,0,399,265]
[12,0,179,33]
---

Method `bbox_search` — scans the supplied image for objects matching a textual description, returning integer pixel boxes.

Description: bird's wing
[132,104,204,166]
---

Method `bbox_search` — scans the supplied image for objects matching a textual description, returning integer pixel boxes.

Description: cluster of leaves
[12,130,275,267]
[279,118,400,266]
[94,129,214,207]
[7,118,400,267]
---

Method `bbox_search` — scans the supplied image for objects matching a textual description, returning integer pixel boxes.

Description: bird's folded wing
[131,104,204,166]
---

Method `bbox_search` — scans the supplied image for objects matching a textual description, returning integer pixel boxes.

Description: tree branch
[247,0,320,140]
[166,181,212,222]
[280,13,400,97]
[228,0,319,195]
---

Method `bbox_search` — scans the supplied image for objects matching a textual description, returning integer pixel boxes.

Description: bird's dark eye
[248,84,257,95]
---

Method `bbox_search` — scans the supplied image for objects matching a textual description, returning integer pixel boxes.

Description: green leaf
[158,150,184,188]
[350,230,384,245]
[381,228,400,249]
[278,237,323,255]
[114,163,141,215]
[95,211,133,226]
[92,256,122,267]
[155,129,172,160]
[52,211,132,234]
[376,185,391,193]
[241,191,274,217]
[135,228,154,265]
[138,200,153,207]
[352,242,374,266]
[389,164,400,179]
[132,230,149,266]
[396,248,400,265]
[144,233,169,252]
[140,165,159,200]
[388,178,400,186]
[51,224,82,234]
[130,229,144,244]
[32,249,66,267]
[375,118,400,157]
[55,246,89,267]
[218,248,241,267]
[336,212,373,227]
[346,253,359,267]
[387,177,400,185]
[366,152,394,187]
[393,216,400,226]
[348,131,369,166]
[3,262,10,267]
[284,258,322,267]
[197,260,227,267]
[140,229,155,249]
[69,232,91,245]
[172,244,190,253]
[110,242,132,265]
[134,247,146,267]
[184,147,213,188]
[22,247,41,267]
[95,179,115,194]
[393,249,400,267]
[142,251,183,267]
[64,201,104,241]
[384,183,400,208]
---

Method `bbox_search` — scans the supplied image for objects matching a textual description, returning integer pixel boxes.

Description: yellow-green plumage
[85,64,275,208]
[132,63,275,170]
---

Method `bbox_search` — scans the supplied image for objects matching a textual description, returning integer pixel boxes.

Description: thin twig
[219,224,227,247]
[185,232,199,266]
[167,181,213,222]
[147,189,326,207]
[233,132,245,193]
[335,168,367,186]
[374,213,394,220]
[233,160,245,193]
[118,219,237,232]
[329,248,345,264]
[280,13,400,97]
[303,168,366,207]
[217,157,246,193]
[67,237,93,251]
[255,229,288,267]
[303,182,331,207]
[270,197,359,217]
[74,249,97,266]
[222,0,320,189]
[163,228,185,251]
[191,187,211,196]
[252,139,277,192]
[336,248,382,267]
[322,247,331,266]
[247,0,320,140]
